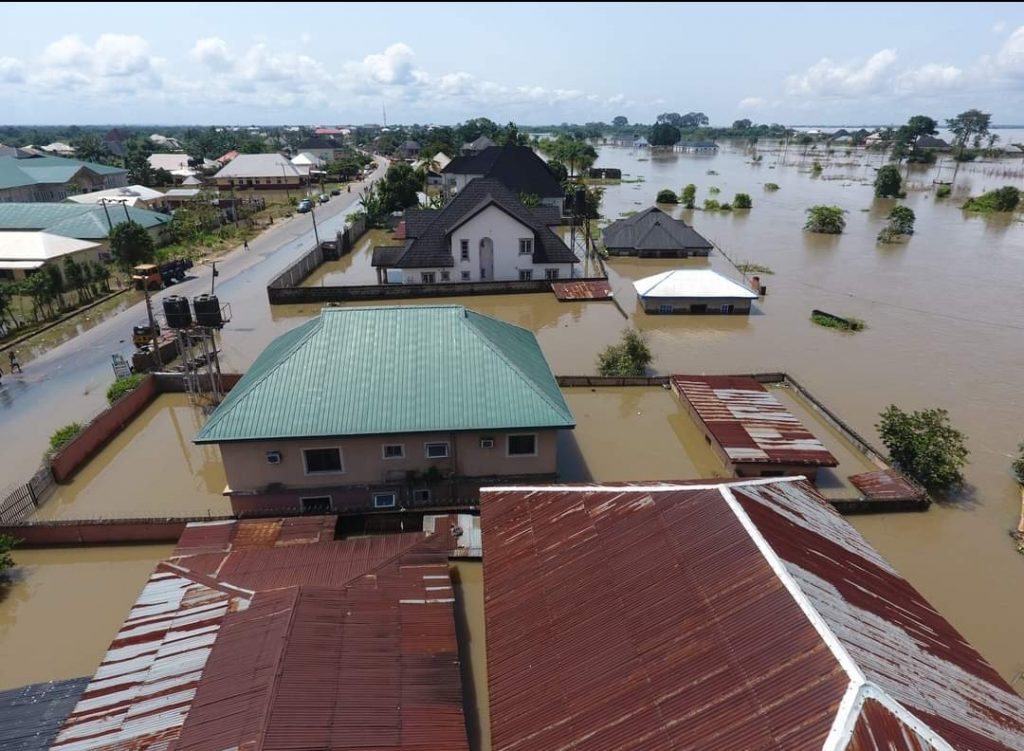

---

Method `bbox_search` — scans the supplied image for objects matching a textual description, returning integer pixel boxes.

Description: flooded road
[36,394,229,520]
[451,561,489,751]
[0,544,171,689]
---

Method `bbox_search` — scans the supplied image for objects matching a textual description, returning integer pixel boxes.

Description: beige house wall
[218,429,559,493]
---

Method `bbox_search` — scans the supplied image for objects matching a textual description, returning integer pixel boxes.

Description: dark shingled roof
[461,134,496,152]
[0,678,89,751]
[371,246,404,267]
[391,177,577,269]
[297,136,337,150]
[441,145,564,199]
[602,206,713,252]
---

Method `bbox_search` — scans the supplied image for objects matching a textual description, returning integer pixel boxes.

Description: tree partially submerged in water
[876,406,969,492]
[681,184,696,209]
[804,205,845,234]
[597,328,653,377]
[656,189,678,204]
[963,186,1020,213]
[1013,442,1024,486]
[874,164,903,198]
[878,205,915,243]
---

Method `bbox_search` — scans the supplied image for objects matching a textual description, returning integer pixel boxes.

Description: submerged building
[633,268,758,314]
[602,206,713,257]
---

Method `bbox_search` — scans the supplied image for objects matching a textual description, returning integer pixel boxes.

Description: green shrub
[811,312,865,332]
[708,186,721,195]
[874,164,903,198]
[106,373,147,405]
[50,423,83,452]
[680,184,697,209]
[1012,442,1024,485]
[735,263,773,275]
[703,199,722,211]
[877,406,969,492]
[804,205,846,233]
[935,184,951,198]
[733,193,752,209]
[963,186,1020,213]
[597,328,653,376]
[0,533,16,575]
[655,189,678,204]
[764,182,780,191]
[811,160,823,174]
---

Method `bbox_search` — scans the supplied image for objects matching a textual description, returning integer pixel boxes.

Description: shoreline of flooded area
[0,544,172,690]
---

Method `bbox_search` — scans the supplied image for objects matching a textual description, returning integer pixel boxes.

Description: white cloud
[0,57,25,83]
[895,63,965,94]
[995,25,1024,76]
[785,49,898,98]
[737,96,767,110]
[992,21,1007,34]
[345,42,419,86]
[41,35,91,68]
[191,37,233,70]
[94,34,152,77]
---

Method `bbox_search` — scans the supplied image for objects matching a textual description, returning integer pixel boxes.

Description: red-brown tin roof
[673,375,839,466]
[481,478,1024,751]
[52,517,467,751]
[849,468,927,502]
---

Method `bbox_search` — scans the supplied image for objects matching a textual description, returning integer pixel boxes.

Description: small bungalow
[66,184,166,209]
[211,153,307,190]
[147,152,196,181]
[290,151,326,176]
[672,374,838,482]
[0,154,128,203]
[633,136,650,149]
[0,232,102,281]
[194,304,575,514]
[373,177,577,284]
[674,140,719,153]
[915,134,951,150]
[295,136,342,162]
[395,139,421,160]
[634,269,757,314]
[587,167,622,180]
[603,207,712,258]
[0,203,171,252]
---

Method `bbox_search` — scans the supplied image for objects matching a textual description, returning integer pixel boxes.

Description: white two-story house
[372,177,577,284]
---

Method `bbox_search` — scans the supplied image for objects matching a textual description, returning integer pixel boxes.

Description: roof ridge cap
[462,311,573,423]
[823,682,956,751]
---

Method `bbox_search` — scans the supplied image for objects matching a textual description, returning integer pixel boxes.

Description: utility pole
[281,163,291,201]
[210,261,218,295]
[98,199,114,232]
[310,205,321,249]
[143,282,163,368]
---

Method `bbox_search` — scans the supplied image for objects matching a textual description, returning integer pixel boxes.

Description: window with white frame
[382,444,405,460]
[507,434,537,456]
[460,240,469,260]
[421,272,436,284]
[373,492,397,509]
[303,447,343,474]
[441,271,450,282]
[412,489,432,502]
[461,270,471,281]
[545,268,560,280]
[518,269,533,281]
[424,442,450,459]
[519,238,533,255]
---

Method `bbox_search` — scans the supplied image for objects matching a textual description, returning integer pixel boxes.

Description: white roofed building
[633,268,758,314]
[0,231,102,280]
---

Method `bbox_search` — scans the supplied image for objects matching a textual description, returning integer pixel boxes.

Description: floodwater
[270,140,1024,683]
[451,560,490,751]
[35,393,229,520]
[0,544,171,689]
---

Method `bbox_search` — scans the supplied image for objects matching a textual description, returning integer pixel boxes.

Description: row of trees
[356,163,424,226]
[0,257,112,328]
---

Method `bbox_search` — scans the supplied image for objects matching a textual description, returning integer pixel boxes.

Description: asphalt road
[0,159,387,485]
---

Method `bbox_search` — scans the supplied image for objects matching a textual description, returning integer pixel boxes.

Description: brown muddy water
[35,393,229,521]
[0,544,171,689]
[451,560,489,751]
[265,141,1024,684]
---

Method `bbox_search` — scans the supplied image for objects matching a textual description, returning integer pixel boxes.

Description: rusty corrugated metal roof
[481,478,1024,751]
[673,375,839,466]
[849,468,927,502]
[52,517,467,751]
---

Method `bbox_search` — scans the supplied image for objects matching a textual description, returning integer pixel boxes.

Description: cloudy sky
[2,2,1023,126]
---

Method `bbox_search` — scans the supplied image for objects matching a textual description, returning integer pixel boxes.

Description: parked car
[297,199,313,213]
[330,188,341,196]
[318,193,330,204]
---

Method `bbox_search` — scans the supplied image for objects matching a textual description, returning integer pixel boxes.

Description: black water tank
[193,294,223,328]
[163,295,192,329]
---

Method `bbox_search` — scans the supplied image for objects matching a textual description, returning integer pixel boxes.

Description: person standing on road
[7,350,21,374]
[244,240,249,251]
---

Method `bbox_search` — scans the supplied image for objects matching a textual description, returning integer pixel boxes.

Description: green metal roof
[195,305,575,443]
[0,155,125,190]
[0,203,170,240]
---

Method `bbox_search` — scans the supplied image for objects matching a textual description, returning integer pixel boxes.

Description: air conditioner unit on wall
[266,451,282,465]
[480,438,494,449]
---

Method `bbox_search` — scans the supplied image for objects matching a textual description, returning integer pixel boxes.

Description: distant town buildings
[194,305,575,513]
[211,153,306,190]
[0,154,128,203]
[0,202,171,248]
[373,178,576,284]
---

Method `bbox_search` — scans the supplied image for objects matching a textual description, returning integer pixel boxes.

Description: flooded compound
[451,560,490,751]
[270,140,1024,682]
[0,544,172,690]
[34,393,230,521]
